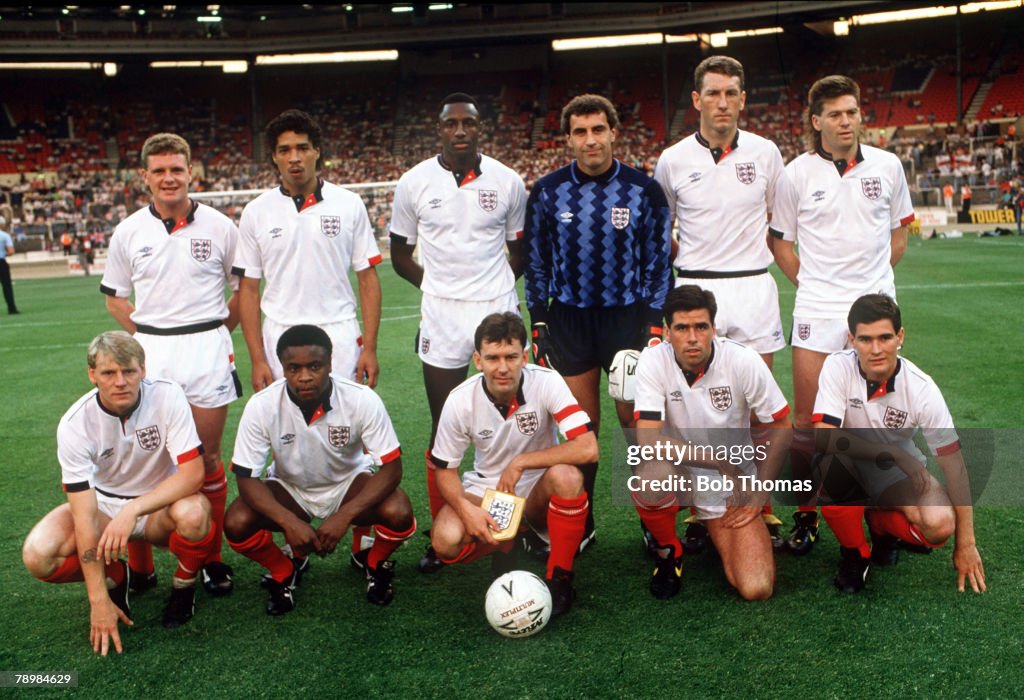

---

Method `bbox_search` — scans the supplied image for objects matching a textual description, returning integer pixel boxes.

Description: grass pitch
[1,235,1021,699]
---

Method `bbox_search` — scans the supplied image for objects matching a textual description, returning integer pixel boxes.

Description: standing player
[22,332,215,653]
[654,55,787,552]
[430,313,597,617]
[811,294,985,594]
[225,325,415,613]
[523,94,672,548]
[0,216,19,314]
[101,133,238,597]
[771,75,913,554]
[389,93,526,572]
[236,109,383,391]
[631,286,791,600]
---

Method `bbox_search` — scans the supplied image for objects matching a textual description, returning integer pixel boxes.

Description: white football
[484,570,552,638]
[607,348,640,402]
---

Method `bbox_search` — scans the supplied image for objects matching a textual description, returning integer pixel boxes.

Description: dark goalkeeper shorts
[548,301,642,377]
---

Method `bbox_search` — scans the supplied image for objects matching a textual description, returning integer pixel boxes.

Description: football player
[22,332,214,653]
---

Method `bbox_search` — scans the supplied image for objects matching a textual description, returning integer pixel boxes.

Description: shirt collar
[816,143,866,176]
[286,379,334,425]
[279,178,325,212]
[570,159,620,185]
[860,358,902,400]
[95,384,144,425]
[680,341,717,387]
[438,154,482,188]
[481,374,527,420]
[695,130,740,164]
[148,200,198,234]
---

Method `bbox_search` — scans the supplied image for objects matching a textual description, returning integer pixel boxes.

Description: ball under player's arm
[935,449,986,592]
[496,430,598,494]
[66,489,132,656]
[355,265,382,387]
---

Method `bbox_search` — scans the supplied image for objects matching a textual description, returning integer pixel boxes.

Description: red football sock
[351,525,373,554]
[868,510,943,548]
[201,462,228,564]
[41,553,84,583]
[127,540,154,574]
[822,505,870,558]
[547,493,588,577]
[367,519,417,570]
[439,539,513,565]
[228,529,294,583]
[633,493,682,558]
[169,526,216,582]
[426,451,445,520]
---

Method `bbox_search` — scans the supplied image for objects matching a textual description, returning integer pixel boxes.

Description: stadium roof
[0,2,935,57]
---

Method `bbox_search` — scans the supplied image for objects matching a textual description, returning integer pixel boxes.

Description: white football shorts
[418,290,520,369]
[675,272,785,354]
[135,325,240,409]
[262,316,362,382]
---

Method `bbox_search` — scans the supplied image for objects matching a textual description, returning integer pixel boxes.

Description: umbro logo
[669,390,683,401]
[100,447,114,459]
[478,429,494,439]
[215,384,229,393]
[849,398,864,408]
[269,227,283,238]
[281,433,295,445]
[559,211,573,222]
[138,246,154,258]
[812,190,826,202]
[688,172,702,183]
[429,198,443,209]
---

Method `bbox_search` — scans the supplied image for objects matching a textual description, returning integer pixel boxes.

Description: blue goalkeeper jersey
[523,159,672,323]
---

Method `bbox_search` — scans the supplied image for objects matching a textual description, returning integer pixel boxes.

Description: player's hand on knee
[721,504,760,529]
[464,506,500,546]
[530,322,563,371]
[98,511,137,563]
[252,360,274,392]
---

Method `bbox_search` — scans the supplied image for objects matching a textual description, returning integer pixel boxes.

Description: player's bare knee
[22,533,55,579]
[223,499,255,541]
[377,489,414,531]
[430,515,464,560]
[547,463,584,496]
[170,494,211,540]
[918,507,955,545]
[736,575,774,601]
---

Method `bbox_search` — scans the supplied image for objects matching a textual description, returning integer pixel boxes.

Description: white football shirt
[101,202,238,327]
[234,181,381,325]
[231,375,401,490]
[813,350,959,462]
[655,129,784,271]
[431,364,592,481]
[59,378,202,497]
[771,144,915,318]
[389,154,525,300]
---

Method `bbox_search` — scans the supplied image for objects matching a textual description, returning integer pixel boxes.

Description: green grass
[1,236,1021,699]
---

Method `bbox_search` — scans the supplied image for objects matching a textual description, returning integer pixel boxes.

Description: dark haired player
[390,93,527,573]
[771,76,914,554]
[631,286,790,600]
[811,294,984,594]
[523,93,672,551]
[225,324,415,613]
[430,312,596,618]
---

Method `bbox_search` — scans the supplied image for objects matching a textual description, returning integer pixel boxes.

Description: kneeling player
[22,332,213,655]
[631,286,791,600]
[225,325,415,614]
[812,294,985,593]
[430,312,598,618]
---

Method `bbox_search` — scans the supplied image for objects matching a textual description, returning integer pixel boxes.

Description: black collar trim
[482,375,527,420]
[681,343,716,387]
[860,359,902,400]
[438,154,482,188]
[279,178,325,212]
[816,144,865,176]
[695,131,740,164]
[149,200,198,234]
[286,379,334,425]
